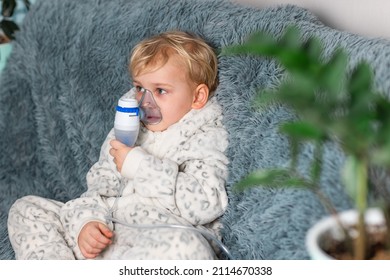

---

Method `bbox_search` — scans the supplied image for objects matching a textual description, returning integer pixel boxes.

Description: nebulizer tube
[105,216,233,260]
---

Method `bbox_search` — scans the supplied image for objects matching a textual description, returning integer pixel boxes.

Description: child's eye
[157,88,167,95]
[135,86,146,93]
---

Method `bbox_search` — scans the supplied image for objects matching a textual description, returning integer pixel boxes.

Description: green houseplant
[223,27,390,260]
[1,0,30,42]
[1,0,30,73]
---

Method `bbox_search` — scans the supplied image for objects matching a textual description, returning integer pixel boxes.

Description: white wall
[233,0,390,40]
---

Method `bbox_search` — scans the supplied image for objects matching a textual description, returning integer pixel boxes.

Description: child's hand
[109,139,133,173]
[78,221,113,259]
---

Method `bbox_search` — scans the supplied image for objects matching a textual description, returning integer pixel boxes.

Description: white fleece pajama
[8,95,229,260]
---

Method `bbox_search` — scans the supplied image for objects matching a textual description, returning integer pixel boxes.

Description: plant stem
[355,158,368,259]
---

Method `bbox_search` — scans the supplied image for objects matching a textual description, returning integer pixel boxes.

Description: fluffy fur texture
[1,0,390,260]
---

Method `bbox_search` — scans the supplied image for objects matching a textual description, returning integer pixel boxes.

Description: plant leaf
[221,31,278,57]
[319,48,348,96]
[1,0,17,17]
[279,121,324,141]
[234,169,312,192]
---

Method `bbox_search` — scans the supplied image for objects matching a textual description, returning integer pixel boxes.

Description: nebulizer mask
[114,87,162,146]
[137,87,162,126]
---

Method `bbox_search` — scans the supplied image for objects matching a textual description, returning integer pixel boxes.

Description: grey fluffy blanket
[1,0,390,260]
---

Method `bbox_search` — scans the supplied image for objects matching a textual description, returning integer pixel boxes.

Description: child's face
[133,55,197,132]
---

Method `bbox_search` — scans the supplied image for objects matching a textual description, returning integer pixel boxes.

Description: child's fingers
[110,139,126,149]
[98,223,114,239]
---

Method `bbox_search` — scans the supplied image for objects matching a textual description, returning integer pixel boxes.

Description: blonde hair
[129,31,218,93]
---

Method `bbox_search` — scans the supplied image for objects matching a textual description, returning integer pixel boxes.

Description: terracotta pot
[305,208,385,260]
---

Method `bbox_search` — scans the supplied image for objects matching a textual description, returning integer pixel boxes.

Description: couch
[1,0,390,260]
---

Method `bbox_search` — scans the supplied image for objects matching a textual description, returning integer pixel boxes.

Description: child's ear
[192,84,209,109]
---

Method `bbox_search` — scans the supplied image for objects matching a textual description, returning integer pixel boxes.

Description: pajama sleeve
[120,124,229,226]
[60,128,121,248]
